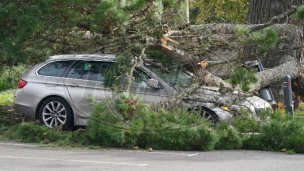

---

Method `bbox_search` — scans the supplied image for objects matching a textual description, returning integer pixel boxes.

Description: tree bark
[247,0,304,104]
[247,0,304,24]
[146,23,303,87]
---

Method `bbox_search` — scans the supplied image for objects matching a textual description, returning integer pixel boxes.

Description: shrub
[138,109,219,151]
[63,128,92,147]
[242,112,304,153]
[215,123,242,150]
[88,94,219,150]
[0,65,27,91]
[15,122,61,143]
[0,105,24,127]
[234,114,261,134]
[88,94,147,147]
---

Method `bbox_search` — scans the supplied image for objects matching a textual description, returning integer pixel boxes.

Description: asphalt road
[0,141,304,171]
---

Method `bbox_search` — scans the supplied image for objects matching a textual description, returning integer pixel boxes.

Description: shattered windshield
[150,66,193,87]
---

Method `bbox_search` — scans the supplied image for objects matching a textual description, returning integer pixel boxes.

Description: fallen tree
[14,2,304,107]
[147,23,304,89]
[94,22,302,94]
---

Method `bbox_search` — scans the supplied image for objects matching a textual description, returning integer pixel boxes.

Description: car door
[64,61,113,119]
[128,68,169,103]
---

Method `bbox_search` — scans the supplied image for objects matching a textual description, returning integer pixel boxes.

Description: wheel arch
[35,95,74,125]
[188,105,220,123]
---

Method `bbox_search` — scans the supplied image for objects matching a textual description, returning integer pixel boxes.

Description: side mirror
[146,79,159,89]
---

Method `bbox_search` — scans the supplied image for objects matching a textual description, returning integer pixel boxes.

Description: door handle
[67,83,79,87]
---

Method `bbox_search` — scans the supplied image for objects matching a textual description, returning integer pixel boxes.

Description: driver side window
[131,69,151,88]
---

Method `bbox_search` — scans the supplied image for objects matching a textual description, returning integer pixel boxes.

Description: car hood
[176,85,272,121]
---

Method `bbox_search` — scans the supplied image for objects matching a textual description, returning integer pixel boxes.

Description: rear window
[37,61,71,77]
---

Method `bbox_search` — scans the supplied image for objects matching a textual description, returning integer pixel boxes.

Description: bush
[137,108,219,151]
[0,105,24,127]
[0,65,27,91]
[214,123,242,150]
[15,122,61,143]
[88,94,219,150]
[242,112,304,153]
[88,94,147,147]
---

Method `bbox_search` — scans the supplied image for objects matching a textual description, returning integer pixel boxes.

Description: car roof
[46,54,116,62]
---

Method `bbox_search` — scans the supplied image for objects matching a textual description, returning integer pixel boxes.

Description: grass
[276,102,304,117]
[0,89,15,105]
[296,103,304,116]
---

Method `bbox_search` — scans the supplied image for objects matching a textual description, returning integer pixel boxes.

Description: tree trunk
[247,0,304,24]
[147,23,303,86]
[247,0,304,105]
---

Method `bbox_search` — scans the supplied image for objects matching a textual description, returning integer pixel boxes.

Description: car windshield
[150,66,193,87]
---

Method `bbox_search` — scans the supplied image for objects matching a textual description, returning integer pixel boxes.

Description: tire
[39,97,73,129]
[190,106,219,125]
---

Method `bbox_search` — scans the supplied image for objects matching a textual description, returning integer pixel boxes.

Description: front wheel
[190,106,219,125]
[39,97,73,129]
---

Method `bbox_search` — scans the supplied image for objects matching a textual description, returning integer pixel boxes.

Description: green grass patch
[286,149,296,155]
[0,89,15,105]
[294,110,304,117]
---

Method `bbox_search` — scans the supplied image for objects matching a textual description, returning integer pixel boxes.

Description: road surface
[0,141,303,171]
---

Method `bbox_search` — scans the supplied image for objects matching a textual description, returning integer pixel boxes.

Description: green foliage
[233,108,271,133]
[235,25,249,41]
[146,48,182,66]
[138,109,219,151]
[0,105,23,127]
[235,26,278,54]
[0,124,8,134]
[67,128,91,146]
[229,67,258,92]
[3,103,304,154]
[286,149,295,155]
[88,94,219,150]
[88,94,147,147]
[249,28,278,53]
[190,0,248,24]
[15,122,61,143]
[0,65,27,91]
[0,89,15,105]
[103,53,133,89]
[214,123,242,150]
[90,1,129,33]
[295,6,304,20]
[56,128,91,147]
[243,112,304,153]
[0,1,88,65]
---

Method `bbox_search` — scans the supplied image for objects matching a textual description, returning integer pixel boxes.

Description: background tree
[0,0,189,65]
[190,0,248,24]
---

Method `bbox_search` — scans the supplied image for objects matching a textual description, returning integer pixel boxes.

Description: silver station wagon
[14,54,271,129]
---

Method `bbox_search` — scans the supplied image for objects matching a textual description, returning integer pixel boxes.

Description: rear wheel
[39,97,73,129]
[190,106,219,125]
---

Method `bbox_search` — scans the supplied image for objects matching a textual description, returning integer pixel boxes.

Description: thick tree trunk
[247,0,304,24]
[247,0,304,104]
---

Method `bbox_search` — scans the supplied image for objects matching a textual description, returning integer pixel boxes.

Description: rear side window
[37,61,71,77]
[67,61,112,81]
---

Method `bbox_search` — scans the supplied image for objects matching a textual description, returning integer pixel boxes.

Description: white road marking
[148,151,198,157]
[0,155,148,167]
